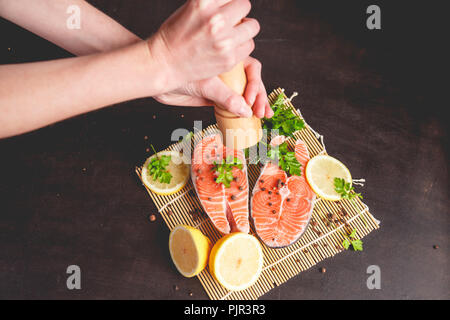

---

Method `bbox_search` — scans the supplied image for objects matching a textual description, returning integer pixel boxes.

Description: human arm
[0,0,140,55]
[0,41,168,138]
[0,0,265,138]
[1,0,272,118]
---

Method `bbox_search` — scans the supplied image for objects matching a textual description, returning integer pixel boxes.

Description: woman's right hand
[147,0,260,91]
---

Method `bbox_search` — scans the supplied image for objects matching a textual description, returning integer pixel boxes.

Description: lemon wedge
[209,233,263,291]
[141,150,189,195]
[169,225,212,278]
[305,155,352,201]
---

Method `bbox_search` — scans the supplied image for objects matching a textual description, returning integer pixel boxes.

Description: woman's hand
[148,0,260,91]
[153,56,273,118]
[0,0,269,138]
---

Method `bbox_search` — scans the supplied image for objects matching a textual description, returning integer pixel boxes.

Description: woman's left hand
[153,56,274,119]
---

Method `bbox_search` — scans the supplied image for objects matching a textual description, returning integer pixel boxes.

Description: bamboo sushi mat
[136,88,380,300]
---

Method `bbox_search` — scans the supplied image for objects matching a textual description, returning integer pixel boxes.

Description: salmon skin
[251,136,316,248]
[191,133,250,234]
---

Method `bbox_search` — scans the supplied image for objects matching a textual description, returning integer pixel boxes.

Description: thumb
[199,77,253,118]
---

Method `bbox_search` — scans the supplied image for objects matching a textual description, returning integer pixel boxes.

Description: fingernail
[239,105,253,118]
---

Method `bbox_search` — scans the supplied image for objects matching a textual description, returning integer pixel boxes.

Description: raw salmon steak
[191,133,250,234]
[251,137,316,248]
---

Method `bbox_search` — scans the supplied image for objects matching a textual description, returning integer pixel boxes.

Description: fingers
[212,21,256,71]
[252,93,265,118]
[262,85,274,118]
[154,93,211,107]
[233,39,255,65]
[192,0,231,10]
[257,80,273,118]
[243,57,262,106]
[208,2,255,49]
[265,101,274,118]
[230,18,260,47]
[219,0,251,27]
[243,57,272,118]
[199,77,253,117]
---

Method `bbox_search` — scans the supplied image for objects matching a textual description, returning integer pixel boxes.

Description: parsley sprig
[263,93,305,137]
[342,229,363,251]
[213,156,243,188]
[268,142,302,176]
[147,145,172,184]
[334,178,363,201]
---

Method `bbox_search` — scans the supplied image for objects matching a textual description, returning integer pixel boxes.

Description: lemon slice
[305,155,352,201]
[141,150,189,195]
[169,225,212,278]
[209,233,263,291]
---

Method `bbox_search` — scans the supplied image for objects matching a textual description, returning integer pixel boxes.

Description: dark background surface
[0,0,448,299]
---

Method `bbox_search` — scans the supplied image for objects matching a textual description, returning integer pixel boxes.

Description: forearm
[0,0,140,55]
[0,40,168,138]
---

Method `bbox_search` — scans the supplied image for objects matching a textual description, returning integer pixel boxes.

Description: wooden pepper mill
[214,61,263,150]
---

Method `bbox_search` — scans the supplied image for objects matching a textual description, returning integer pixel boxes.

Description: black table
[0,0,448,299]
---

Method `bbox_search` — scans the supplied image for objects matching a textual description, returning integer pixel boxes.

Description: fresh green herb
[342,228,363,251]
[334,178,363,201]
[324,212,363,252]
[268,142,302,176]
[342,238,351,250]
[351,239,363,251]
[244,147,249,159]
[147,145,172,184]
[349,229,357,238]
[263,93,305,137]
[213,156,243,188]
